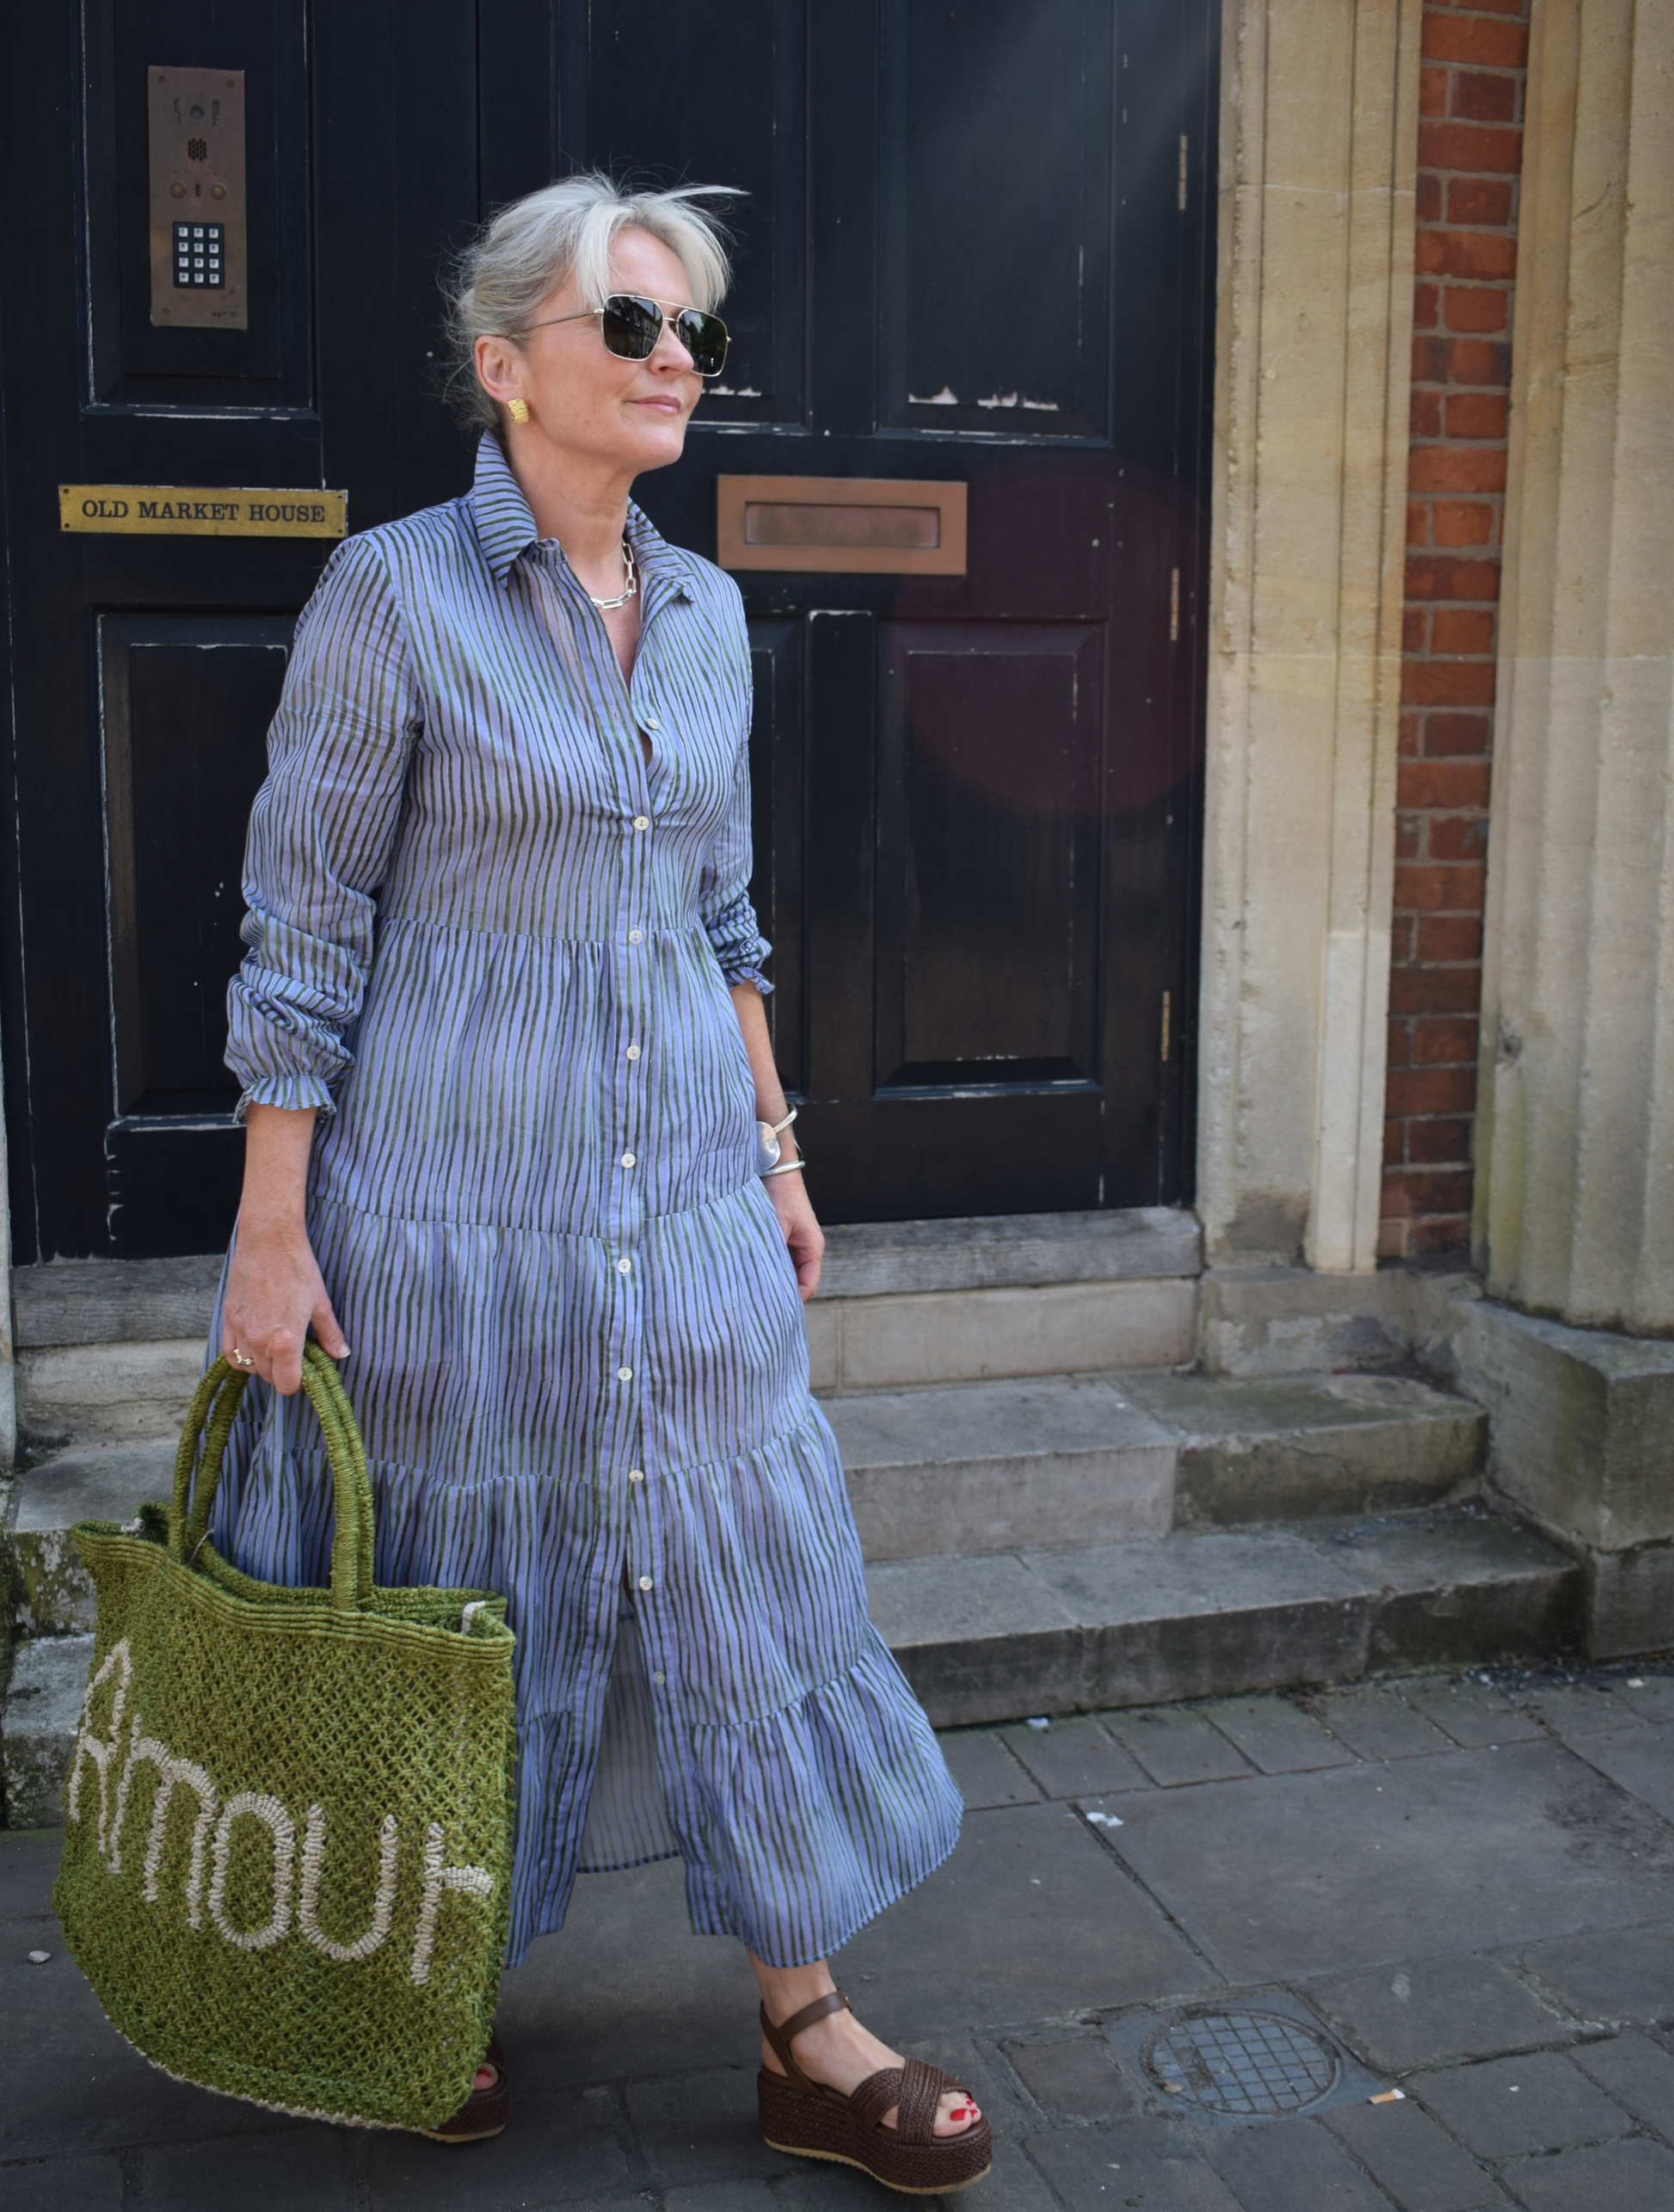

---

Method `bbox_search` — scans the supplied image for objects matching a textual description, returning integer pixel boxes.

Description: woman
[212,173,988,2193]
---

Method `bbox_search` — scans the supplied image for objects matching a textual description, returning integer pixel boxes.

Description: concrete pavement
[4,1661,1673,2209]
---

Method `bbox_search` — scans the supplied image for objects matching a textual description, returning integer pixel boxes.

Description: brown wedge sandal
[422,2031,510,2143]
[758,1989,992,2196]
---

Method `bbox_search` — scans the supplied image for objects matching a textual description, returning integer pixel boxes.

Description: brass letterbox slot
[148,65,248,330]
[717,477,968,575]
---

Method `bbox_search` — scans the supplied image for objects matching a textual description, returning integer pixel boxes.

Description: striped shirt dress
[213,432,962,1969]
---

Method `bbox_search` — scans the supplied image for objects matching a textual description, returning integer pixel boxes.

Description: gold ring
[229,1348,255,1369]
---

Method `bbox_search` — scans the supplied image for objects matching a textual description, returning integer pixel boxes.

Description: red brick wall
[1380,0,1529,1260]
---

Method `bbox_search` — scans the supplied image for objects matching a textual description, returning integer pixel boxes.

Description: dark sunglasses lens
[599,295,661,361]
[676,311,729,376]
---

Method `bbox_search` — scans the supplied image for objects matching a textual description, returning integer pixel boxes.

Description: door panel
[880,0,1112,438]
[877,623,1102,1091]
[102,618,289,1116]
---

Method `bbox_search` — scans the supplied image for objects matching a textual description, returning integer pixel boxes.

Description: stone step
[809,1207,1201,1393]
[3,1369,1486,1647]
[825,1367,1484,1560]
[866,1509,1583,1729]
[1,1633,94,1829]
[0,1509,1579,1828]
[11,1210,1203,1445]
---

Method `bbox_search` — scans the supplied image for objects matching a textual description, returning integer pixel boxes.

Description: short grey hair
[441,172,736,432]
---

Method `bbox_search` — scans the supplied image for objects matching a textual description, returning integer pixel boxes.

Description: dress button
[629,1468,644,1482]
[652,1671,666,1685]
[626,1043,642,1061]
[617,1365,633,1383]
[628,928,643,944]
[632,815,650,832]
[618,1257,632,1275]
[643,715,662,732]
[637,1574,653,1592]
[621,1151,636,1168]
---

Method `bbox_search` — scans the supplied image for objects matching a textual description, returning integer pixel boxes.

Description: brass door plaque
[148,65,248,330]
[717,477,967,574]
[60,487,346,538]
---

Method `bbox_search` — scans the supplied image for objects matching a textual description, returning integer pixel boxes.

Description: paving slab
[665,2183,779,2212]
[1565,2029,1674,2134]
[0,1825,62,1921]
[1000,1715,1153,1799]
[138,2128,355,2209]
[814,1205,1201,1299]
[1513,1922,1674,2025]
[1199,1695,1356,1774]
[1569,1720,1674,1823]
[1204,2115,1395,2210]
[1498,2135,1674,2212]
[1023,2119,1240,2211]
[1005,2032,1144,2118]
[1313,1686,1457,1763]
[0,2152,125,2212]
[1303,1953,1571,2074]
[0,1945,312,2160]
[1618,1673,1674,1724]
[1513,1679,1647,1740]
[1405,1677,1542,1748]
[1411,2049,1631,2160]
[1099,1740,1674,1982]
[1323,2095,1500,2212]
[830,1801,1220,2040]
[624,2065,796,2187]
[1103,1706,1253,1787]
[363,2080,631,2207]
[939,1728,1043,1808]
[496,1855,765,2087]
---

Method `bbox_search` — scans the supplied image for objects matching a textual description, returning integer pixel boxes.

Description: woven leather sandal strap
[851,2058,960,2145]
[760,1988,851,2094]
[850,2065,907,2134]
[893,2055,948,2145]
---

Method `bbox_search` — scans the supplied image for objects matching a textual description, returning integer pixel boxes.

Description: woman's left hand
[766,1171,824,1301]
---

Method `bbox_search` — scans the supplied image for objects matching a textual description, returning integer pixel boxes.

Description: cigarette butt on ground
[1369,2088,1406,2104]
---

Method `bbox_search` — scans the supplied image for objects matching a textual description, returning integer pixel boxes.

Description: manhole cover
[1142,2010,1339,2116]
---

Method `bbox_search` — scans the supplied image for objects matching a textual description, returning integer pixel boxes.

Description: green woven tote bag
[52,1345,518,2131]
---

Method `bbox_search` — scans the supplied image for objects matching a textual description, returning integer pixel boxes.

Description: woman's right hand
[221,1217,350,1396]
[219,1104,350,1395]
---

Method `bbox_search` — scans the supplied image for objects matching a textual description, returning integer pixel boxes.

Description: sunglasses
[516,294,730,378]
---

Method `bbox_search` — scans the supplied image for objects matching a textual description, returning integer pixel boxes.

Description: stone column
[1199,0,1422,1272]
[1474,0,1674,1337]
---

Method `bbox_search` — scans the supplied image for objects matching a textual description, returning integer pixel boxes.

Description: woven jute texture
[53,1347,518,2131]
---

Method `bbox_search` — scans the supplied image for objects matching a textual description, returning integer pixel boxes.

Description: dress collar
[469,432,692,611]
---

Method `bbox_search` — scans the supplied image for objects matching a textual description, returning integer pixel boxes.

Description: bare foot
[761,2004,980,2139]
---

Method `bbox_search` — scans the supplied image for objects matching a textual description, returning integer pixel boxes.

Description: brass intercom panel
[147,66,248,330]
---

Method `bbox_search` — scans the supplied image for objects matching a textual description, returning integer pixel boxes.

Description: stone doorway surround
[1198,0,1423,1277]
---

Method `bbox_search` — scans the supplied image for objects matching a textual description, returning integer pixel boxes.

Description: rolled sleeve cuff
[234,1073,340,1124]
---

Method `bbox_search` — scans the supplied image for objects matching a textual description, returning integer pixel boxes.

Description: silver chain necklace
[588,535,637,612]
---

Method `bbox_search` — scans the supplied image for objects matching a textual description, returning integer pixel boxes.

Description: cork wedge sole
[756,1992,992,2197]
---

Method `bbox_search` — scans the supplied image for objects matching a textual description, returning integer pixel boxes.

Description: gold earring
[507,397,530,425]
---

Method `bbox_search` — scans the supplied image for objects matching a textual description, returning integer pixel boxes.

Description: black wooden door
[0,1,1216,1262]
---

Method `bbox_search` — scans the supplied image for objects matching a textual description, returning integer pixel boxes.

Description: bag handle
[172,1345,376,1612]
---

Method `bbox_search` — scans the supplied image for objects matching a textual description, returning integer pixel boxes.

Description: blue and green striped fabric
[212,433,961,1968]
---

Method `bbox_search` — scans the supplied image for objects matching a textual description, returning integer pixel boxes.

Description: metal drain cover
[1142,2009,1339,2116]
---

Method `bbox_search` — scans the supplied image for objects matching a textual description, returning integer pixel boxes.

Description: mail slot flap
[717,476,966,575]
